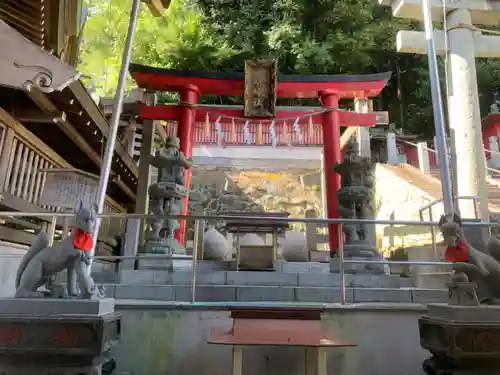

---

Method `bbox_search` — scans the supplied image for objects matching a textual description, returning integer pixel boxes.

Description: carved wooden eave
[22,83,137,202]
[0,20,80,93]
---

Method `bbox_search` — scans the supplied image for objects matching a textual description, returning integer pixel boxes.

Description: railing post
[488,136,500,169]
[338,224,346,305]
[305,209,318,252]
[417,142,430,174]
[433,136,439,166]
[191,218,200,304]
[386,132,399,164]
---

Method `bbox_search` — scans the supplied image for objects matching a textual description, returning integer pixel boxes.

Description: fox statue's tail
[15,231,49,288]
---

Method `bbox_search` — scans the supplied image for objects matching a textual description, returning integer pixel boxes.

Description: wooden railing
[0,107,125,245]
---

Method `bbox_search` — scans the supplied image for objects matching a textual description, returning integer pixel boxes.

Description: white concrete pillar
[488,136,500,169]
[386,132,398,164]
[417,142,430,175]
[447,8,489,221]
[354,98,371,158]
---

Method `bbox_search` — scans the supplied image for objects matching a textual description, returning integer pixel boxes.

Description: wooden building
[0,1,169,247]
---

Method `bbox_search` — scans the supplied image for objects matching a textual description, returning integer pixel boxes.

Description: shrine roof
[129,63,392,99]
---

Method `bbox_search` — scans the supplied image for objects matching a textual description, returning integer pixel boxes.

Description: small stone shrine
[142,136,192,268]
[331,140,384,274]
[419,271,500,375]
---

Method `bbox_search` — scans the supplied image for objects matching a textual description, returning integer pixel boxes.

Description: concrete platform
[0,298,115,315]
[120,269,404,288]
[101,284,448,304]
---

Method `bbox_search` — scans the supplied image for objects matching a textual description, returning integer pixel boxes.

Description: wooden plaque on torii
[244,59,277,118]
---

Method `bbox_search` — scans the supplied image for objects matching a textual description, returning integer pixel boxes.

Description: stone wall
[0,242,25,297]
[374,164,444,256]
[112,304,428,375]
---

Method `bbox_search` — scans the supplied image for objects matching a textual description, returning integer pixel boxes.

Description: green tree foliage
[79,0,237,98]
[79,0,500,137]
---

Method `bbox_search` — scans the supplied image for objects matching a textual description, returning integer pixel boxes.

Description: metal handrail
[484,148,500,157]
[418,195,482,259]
[0,211,495,226]
[402,140,500,175]
[419,195,480,214]
[0,211,495,306]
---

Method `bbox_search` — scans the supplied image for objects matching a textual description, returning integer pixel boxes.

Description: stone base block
[330,257,385,275]
[138,254,173,270]
[119,269,402,288]
[0,299,120,375]
[112,283,448,304]
[414,272,452,289]
[0,298,115,316]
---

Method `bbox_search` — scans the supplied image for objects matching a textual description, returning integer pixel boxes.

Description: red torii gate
[129,63,391,253]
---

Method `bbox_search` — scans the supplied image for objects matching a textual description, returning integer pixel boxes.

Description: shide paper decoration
[243,120,253,145]
[293,117,303,143]
[269,120,277,148]
[214,116,224,146]
[231,118,237,143]
[196,107,336,147]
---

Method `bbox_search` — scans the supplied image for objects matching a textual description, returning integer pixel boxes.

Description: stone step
[119,270,404,288]
[102,284,447,304]
[413,272,452,289]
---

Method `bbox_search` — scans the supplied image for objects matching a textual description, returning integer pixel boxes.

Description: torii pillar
[379,0,500,220]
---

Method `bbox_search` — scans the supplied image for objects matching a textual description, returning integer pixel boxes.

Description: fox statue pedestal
[0,298,120,375]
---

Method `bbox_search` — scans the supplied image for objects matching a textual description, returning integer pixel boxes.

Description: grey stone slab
[411,289,448,304]
[170,271,227,285]
[281,262,329,274]
[120,270,154,284]
[0,298,115,315]
[298,273,341,287]
[103,284,116,298]
[175,286,236,302]
[369,275,401,288]
[236,286,295,302]
[295,287,354,303]
[399,278,414,288]
[226,271,297,286]
[92,270,119,284]
[298,274,383,288]
[115,285,175,300]
[353,288,412,303]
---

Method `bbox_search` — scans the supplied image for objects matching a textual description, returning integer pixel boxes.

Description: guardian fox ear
[439,214,447,227]
[91,203,98,217]
[76,200,83,213]
[453,213,462,227]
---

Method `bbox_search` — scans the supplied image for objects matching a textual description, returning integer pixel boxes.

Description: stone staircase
[429,166,500,217]
[91,260,450,304]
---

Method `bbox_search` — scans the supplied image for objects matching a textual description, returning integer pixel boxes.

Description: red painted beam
[140,105,377,127]
[132,71,388,99]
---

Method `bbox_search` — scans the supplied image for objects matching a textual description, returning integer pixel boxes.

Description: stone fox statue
[439,213,500,303]
[15,201,98,298]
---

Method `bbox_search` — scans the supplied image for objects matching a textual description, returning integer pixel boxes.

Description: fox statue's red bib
[72,227,94,252]
[444,240,469,262]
